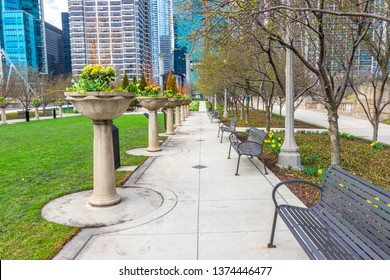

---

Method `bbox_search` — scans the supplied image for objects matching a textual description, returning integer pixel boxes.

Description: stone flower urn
[137,96,168,151]
[0,101,8,125]
[65,91,136,206]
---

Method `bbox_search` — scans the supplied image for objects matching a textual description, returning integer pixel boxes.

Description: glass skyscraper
[45,22,64,76]
[68,0,151,79]
[62,12,72,75]
[0,0,47,73]
[150,0,174,83]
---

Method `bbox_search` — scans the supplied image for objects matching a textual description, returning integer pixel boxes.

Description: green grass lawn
[0,114,165,259]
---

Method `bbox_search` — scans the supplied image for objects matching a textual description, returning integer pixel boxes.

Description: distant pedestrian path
[273,106,390,145]
[199,101,207,112]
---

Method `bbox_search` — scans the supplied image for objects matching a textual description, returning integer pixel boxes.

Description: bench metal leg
[228,144,232,159]
[261,153,268,175]
[268,210,278,248]
[220,131,224,143]
[217,126,220,137]
[235,155,241,175]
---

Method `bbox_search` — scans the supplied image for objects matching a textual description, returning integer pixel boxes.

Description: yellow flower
[370,142,375,146]
[272,140,275,143]
[347,134,351,138]
[278,143,281,147]
[318,169,323,175]
[272,144,276,148]
[387,203,390,207]
[278,137,282,141]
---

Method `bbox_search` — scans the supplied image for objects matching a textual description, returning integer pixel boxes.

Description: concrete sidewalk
[52,102,307,260]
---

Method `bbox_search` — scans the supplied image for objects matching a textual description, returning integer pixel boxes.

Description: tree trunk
[240,102,244,121]
[372,113,379,141]
[327,108,341,165]
[265,103,271,132]
[246,101,249,124]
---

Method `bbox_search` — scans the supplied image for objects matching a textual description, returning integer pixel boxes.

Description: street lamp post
[277,0,301,170]
[223,88,228,117]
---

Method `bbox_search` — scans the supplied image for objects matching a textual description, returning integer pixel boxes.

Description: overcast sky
[43,0,68,29]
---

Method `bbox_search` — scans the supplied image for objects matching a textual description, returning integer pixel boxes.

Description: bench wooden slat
[269,165,390,260]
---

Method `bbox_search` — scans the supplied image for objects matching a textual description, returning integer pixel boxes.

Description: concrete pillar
[175,105,181,127]
[214,95,217,110]
[166,107,175,135]
[186,54,191,96]
[181,105,185,122]
[35,107,40,120]
[159,53,165,90]
[277,17,301,170]
[1,107,7,125]
[90,120,121,206]
[223,88,228,117]
[147,110,161,152]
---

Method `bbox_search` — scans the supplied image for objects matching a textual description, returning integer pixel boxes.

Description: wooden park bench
[268,165,390,260]
[228,127,268,175]
[217,117,238,143]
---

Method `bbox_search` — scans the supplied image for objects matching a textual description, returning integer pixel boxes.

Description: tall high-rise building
[173,14,186,77]
[0,0,47,73]
[68,0,151,78]
[45,22,65,76]
[150,0,174,83]
[62,12,72,75]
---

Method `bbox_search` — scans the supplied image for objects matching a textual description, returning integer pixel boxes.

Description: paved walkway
[52,102,307,260]
[273,106,390,145]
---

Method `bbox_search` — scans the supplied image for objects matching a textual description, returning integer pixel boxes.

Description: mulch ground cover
[227,110,389,207]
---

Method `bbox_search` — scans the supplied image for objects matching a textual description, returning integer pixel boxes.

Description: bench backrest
[316,165,390,259]
[230,118,238,127]
[247,127,267,144]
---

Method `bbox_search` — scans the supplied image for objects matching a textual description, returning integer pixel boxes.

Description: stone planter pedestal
[180,103,186,122]
[34,107,40,120]
[184,100,190,118]
[165,99,179,135]
[175,102,182,127]
[65,91,136,207]
[0,103,7,125]
[137,97,168,152]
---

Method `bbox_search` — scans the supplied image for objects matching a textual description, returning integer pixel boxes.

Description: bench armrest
[271,180,322,208]
[229,132,240,143]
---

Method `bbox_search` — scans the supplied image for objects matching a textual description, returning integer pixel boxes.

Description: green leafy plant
[189,101,200,111]
[55,98,65,107]
[340,132,355,140]
[32,98,42,107]
[138,74,147,91]
[122,72,129,89]
[370,141,383,151]
[67,64,118,93]
[137,84,162,97]
[264,131,283,154]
